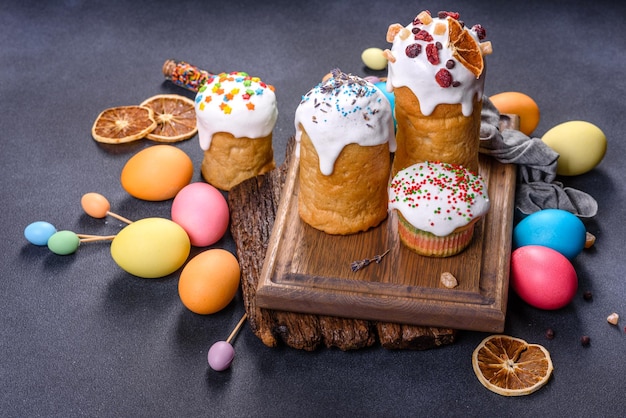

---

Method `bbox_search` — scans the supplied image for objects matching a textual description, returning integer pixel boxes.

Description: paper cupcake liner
[397,213,476,257]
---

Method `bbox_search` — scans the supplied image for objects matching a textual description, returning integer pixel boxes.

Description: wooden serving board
[230,139,457,351]
[255,117,517,333]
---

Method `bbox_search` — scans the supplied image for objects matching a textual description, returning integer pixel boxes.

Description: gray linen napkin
[479,97,598,218]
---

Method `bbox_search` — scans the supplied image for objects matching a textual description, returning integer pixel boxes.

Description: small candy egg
[513,209,586,260]
[361,47,388,71]
[208,341,235,371]
[511,245,578,310]
[24,221,57,246]
[363,76,381,84]
[178,249,240,315]
[541,121,607,176]
[47,230,80,255]
[81,192,110,218]
[120,145,193,201]
[489,92,540,136]
[110,218,190,278]
[171,183,229,247]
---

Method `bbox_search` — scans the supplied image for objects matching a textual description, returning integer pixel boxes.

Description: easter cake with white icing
[294,69,395,235]
[194,71,278,191]
[385,10,492,175]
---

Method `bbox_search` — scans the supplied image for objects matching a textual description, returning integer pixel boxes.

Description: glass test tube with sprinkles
[162,59,214,92]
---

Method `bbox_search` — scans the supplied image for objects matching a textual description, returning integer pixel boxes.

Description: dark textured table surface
[2,1,625,416]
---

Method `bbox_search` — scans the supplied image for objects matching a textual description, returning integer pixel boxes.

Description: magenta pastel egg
[510,245,578,310]
[171,182,229,247]
[208,341,235,371]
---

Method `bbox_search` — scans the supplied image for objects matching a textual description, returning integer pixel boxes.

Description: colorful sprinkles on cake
[294,69,395,176]
[389,161,490,236]
[194,72,278,151]
[299,69,385,127]
[196,72,274,115]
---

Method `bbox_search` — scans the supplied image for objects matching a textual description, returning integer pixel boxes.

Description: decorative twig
[350,249,390,272]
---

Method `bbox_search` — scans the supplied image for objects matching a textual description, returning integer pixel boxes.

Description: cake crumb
[440,272,458,288]
[607,312,619,326]
[585,231,596,249]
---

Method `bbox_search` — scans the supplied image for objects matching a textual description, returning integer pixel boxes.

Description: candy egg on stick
[25,222,115,251]
[47,230,116,255]
[78,234,117,242]
[208,313,247,372]
[24,221,57,246]
[81,192,133,224]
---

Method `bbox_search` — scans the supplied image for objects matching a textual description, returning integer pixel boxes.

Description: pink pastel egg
[171,182,229,247]
[510,245,578,310]
[208,341,235,371]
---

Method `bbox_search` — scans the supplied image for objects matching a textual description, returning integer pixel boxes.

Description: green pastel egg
[48,230,80,255]
[110,217,190,278]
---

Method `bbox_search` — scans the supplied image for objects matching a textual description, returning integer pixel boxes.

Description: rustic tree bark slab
[228,138,456,351]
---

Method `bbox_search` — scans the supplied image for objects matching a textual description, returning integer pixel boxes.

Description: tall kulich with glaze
[294,69,395,235]
[385,10,492,175]
[194,72,278,191]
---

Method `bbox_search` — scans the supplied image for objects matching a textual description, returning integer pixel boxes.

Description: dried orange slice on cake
[472,334,554,396]
[92,105,156,144]
[140,94,197,142]
[448,18,484,78]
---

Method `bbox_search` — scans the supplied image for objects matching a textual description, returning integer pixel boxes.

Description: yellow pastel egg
[120,145,193,201]
[111,218,190,278]
[489,92,540,136]
[178,249,240,315]
[361,47,388,71]
[542,121,607,176]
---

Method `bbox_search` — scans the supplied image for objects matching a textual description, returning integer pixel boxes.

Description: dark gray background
[2,0,625,416]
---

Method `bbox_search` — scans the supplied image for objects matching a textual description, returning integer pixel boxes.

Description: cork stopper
[162,59,178,79]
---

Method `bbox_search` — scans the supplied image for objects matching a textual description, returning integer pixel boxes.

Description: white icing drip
[194,73,277,151]
[386,16,485,116]
[388,162,490,236]
[294,72,395,176]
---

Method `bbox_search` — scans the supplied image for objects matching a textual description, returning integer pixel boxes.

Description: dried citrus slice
[92,106,156,144]
[140,94,197,142]
[448,18,484,77]
[472,335,553,396]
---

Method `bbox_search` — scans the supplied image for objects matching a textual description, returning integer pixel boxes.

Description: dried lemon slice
[448,18,484,78]
[92,106,156,144]
[472,334,553,396]
[140,94,197,142]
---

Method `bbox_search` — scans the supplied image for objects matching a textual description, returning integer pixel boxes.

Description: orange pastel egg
[489,92,540,136]
[120,145,193,201]
[178,249,240,315]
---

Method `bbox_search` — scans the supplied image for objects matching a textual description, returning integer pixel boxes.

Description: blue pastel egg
[374,81,395,128]
[24,221,57,246]
[513,209,586,260]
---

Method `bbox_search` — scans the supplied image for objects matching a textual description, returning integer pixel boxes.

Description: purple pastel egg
[207,341,235,371]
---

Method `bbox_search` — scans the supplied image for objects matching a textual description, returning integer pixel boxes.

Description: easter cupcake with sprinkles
[389,161,490,257]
